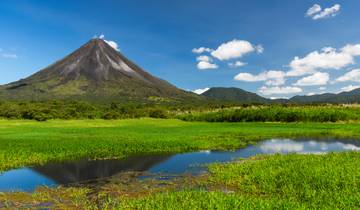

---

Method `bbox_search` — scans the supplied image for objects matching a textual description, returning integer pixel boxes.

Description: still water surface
[1,138,359,192]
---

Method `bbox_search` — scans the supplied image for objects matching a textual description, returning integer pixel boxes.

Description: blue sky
[1,0,360,98]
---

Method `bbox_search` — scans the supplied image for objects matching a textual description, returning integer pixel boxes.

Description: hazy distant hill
[201,87,270,104]
[202,86,360,104]
[0,39,200,103]
[290,88,360,104]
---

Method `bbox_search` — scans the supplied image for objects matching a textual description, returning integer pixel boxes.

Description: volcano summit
[0,39,198,102]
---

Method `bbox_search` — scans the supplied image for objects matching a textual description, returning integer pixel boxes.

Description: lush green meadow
[1,119,360,172]
[2,152,359,209]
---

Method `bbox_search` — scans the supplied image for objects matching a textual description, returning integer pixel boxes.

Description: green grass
[1,119,360,172]
[207,153,360,209]
[117,190,306,209]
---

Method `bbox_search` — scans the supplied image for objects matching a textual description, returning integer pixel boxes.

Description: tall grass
[178,105,360,122]
[207,152,360,209]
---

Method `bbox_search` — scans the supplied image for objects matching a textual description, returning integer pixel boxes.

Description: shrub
[149,109,168,119]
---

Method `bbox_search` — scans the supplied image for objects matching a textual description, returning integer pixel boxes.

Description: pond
[1,138,360,192]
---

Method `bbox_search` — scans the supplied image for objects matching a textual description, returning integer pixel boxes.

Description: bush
[149,109,168,119]
[102,111,121,120]
[178,105,360,123]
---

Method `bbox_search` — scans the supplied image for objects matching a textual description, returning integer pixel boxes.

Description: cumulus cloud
[211,39,262,61]
[340,85,360,92]
[312,4,341,20]
[234,70,286,86]
[105,40,119,51]
[287,44,360,77]
[197,61,218,70]
[196,55,211,62]
[192,47,213,54]
[192,87,210,95]
[319,86,327,90]
[258,86,302,95]
[306,4,322,17]
[293,72,329,86]
[270,96,289,100]
[196,55,218,70]
[307,92,317,96]
[191,39,262,71]
[228,61,246,68]
[97,34,120,51]
[336,69,360,82]
[306,4,341,20]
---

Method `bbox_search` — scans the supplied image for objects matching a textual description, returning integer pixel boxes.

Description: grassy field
[2,152,359,209]
[1,119,360,172]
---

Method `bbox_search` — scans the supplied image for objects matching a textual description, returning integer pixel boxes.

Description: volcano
[0,39,199,102]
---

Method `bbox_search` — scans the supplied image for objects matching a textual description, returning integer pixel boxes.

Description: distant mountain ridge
[0,39,200,103]
[201,87,270,103]
[201,87,360,104]
[290,88,360,104]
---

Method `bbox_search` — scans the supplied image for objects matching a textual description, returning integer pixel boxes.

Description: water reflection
[33,155,170,185]
[259,139,360,154]
[1,138,359,192]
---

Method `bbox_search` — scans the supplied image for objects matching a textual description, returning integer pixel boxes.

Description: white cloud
[312,4,341,20]
[104,40,119,51]
[319,86,326,90]
[307,92,317,96]
[306,4,322,17]
[228,61,246,68]
[234,70,286,86]
[336,69,360,82]
[258,86,302,95]
[211,39,262,61]
[197,61,218,70]
[293,72,329,86]
[270,96,289,100]
[255,45,264,54]
[0,47,17,59]
[192,47,213,54]
[340,85,360,92]
[1,53,17,59]
[287,44,360,77]
[341,44,360,56]
[196,55,212,62]
[192,87,210,95]
[97,34,120,51]
[196,55,218,70]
